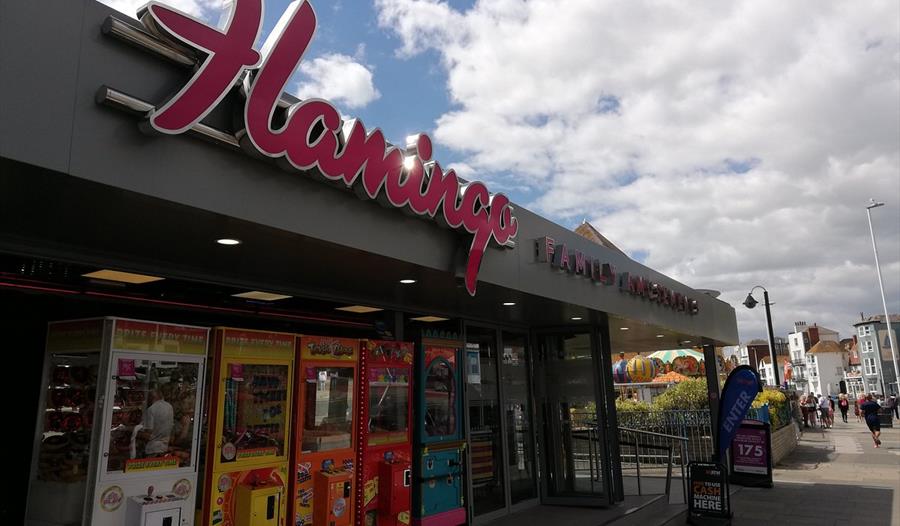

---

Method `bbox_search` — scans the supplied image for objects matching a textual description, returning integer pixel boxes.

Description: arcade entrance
[465,326,539,523]
[535,331,613,507]
[465,325,617,524]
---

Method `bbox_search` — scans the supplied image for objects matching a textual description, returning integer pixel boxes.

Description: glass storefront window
[36,353,99,482]
[302,367,354,452]
[424,360,456,437]
[106,359,200,472]
[221,363,289,462]
[467,329,505,516]
[368,367,409,445]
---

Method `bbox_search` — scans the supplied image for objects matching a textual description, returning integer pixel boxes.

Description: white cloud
[100,0,227,26]
[293,53,381,109]
[377,0,900,340]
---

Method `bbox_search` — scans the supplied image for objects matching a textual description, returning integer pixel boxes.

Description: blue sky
[286,1,465,181]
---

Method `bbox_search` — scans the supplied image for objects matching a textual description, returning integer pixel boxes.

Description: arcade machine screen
[424,361,456,437]
[368,367,410,445]
[302,366,354,452]
[221,363,289,461]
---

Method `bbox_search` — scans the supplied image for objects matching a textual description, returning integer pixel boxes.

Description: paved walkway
[730,417,900,525]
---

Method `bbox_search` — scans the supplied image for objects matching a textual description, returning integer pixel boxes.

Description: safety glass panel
[424,361,456,437]
[368,367,410,445]
[303,367,354,452]
[37,353,99,482]
[107,359,200,472]
[220,363,289,462]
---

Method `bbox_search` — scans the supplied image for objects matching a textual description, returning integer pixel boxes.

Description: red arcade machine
[291,336,360,526]
[356,340,415,526]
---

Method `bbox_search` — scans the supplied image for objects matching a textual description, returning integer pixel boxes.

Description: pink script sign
[140,0,518,295]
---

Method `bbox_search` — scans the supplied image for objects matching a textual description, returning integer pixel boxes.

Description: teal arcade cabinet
[413,331,466,526]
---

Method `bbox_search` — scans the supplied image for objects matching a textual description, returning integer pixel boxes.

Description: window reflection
[368,367,409,445]
[38,353,98,482]
[424,361,455,437]
[221,364,288,462]
[107,359,200,472]
[302,367,354,452]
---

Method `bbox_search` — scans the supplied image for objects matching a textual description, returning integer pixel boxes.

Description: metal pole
[764,290,781,387]
[866,201,900,395]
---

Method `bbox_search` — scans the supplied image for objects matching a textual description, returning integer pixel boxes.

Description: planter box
[771,422,799,466]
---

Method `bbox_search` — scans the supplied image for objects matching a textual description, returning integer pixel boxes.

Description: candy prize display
[201,328,296,526]
[26,318,208,526]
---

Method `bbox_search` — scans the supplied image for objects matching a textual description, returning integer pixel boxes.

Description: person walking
[818,394,831,428]
[804,392,817,428]
[860,394,882,447]
[856,394,866,423]
[838,394,850,423]
[800,394,810,428]
[890,395,899,419]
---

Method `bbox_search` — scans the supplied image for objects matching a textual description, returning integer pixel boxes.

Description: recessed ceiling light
[232,291,292,301]
[571,316,583,321]
[82,269,165,284]
[399,279,417,284]
[620,327,629,331]
[410,315,449,322]
[335,305,384,314]
[503,302,516,306]
[682,340,692,344]
[216,238,242,246]
[656,334,665,338]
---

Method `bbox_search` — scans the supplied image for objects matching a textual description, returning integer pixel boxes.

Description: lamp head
[867,198,884,209]
[743,294,758,309]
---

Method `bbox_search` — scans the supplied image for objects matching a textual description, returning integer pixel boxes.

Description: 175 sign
[735,444,764,458]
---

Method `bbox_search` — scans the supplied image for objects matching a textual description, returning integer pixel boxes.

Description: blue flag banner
[717,365,763,460]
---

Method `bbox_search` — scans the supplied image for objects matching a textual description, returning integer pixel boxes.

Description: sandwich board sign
[687,461,730,525]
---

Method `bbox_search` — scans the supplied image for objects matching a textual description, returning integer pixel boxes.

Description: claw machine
[291,336,360,526]
[356,340,414,526]
[413,332,466,526]
[201,328,296,526]
[26,317,209,526]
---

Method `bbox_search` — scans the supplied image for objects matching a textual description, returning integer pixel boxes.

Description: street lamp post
[744,286,781,387]
[865,199,900,395]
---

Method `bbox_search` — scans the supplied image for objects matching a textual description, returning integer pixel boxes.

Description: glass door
[501,332,537,508]
[466,327,506,518]
[535,332,610,506]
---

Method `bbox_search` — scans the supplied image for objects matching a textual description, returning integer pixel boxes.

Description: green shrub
[615,398,651,413]
[652,379,709,410]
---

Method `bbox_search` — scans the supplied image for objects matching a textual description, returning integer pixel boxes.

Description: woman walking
[803,393,817,428]
[856,394,865,423]
[838,394,850,423]
[860,394,882,448]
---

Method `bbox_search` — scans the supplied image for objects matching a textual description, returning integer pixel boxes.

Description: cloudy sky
[102,0,899,343]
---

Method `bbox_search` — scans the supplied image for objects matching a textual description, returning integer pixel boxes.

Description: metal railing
[618,426,689,504]
[616,410,715,464]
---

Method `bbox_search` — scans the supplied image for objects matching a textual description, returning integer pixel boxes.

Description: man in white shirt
[141,387,174,456]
